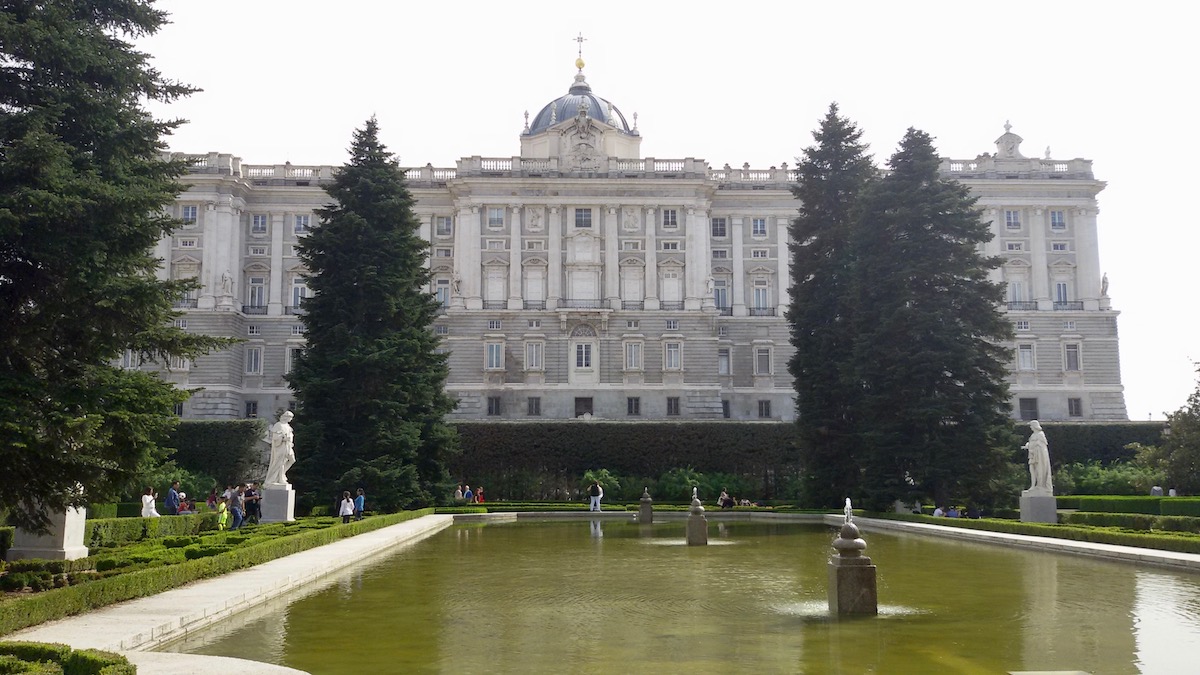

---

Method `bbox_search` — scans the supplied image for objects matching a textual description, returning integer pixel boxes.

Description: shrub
[1053,461,1166,495]
[0,643,131,675]
[167,419,266,486]
[1039,421,1166,466]
[1072,496,1163,515]
[1160,499,1200,517]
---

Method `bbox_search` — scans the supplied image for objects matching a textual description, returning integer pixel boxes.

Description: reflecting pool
[163,519,1200,673]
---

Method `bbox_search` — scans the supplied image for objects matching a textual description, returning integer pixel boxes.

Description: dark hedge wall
[1040,422,1166,466]
[167,419,266,485]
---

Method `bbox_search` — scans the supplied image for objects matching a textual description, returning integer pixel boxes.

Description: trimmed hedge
[451,421,799,499]
[1055,496,1200,517]
[874,513,1200,554]
[1062,512,1200,533]
[1160,499,1200,517]
[1040,421,1165,466]
[0,510,431,637]
[0,642,132,675]
[167,419,265,486]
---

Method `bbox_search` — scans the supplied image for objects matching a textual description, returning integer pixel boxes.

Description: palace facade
[154,66,1127,423]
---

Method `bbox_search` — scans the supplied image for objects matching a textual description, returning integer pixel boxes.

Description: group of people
[141,480,197,517]
[931,505,981,519]
[338,488,366,523]
[454,484,485,504]
[716,489,753,509]
[210,483,262,530]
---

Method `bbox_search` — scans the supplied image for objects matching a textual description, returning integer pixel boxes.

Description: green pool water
[164,519,1200,673]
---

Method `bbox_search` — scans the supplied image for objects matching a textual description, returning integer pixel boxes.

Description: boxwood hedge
[0,642,132,675]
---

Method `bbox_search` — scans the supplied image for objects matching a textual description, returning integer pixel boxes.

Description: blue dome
[526,73,634,135]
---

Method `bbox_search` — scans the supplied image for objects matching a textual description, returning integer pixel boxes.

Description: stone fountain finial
[686,486,707,546]
[639,486,654,524]
[828,496,877,616]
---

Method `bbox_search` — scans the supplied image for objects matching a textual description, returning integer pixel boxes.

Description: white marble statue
[1101,273,1109,298]
[1023,420,1053,493]
[265,411,296,487]
[220,269,234,295]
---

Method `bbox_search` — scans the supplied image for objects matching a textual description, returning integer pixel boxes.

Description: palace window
[1019,398,1039,420]
[486,342,504,370]
[625,342,643,370]
[1006,242,1023,252]
[436,216,453,236]
[662,241,679,251]
[527,397,541,416]
[711,217,727,238]
[664,342,682,370]
[752,218,767,237]
[575,343,592,368]
[622,240,642,251]
[1050,211,1066,230]
[487,396,502,416]
[244,347,262,375]
[665,319,678,331]
[722,400,731,419]
[1005,210,1021,230]
[718,348,731,376]
[487,208,505,228]
[247,277,266,307]
[245,401,258,419]
[666,397,681,416]
[249,245,267,256]
[435,325,449,335]
[1052,241,1068,252]
[294,214,310,234]
[755,347,772,375]
[174,318,188,329]
[758,400,772,418]
[247,325,259,336]
[626,320,639,329]
[712,249,729,259]
[1064,343,1081,371]
[181,205,197,225]
[435,248,452,257]
[1015,320,1030,332]
[662,209,678,228]
[292,324,304,336]
[1068,397,1083,417]
[627,397,641,416]
[177,238,196,248]
[488,319,502,330]
[525,341,544,370]
[251,214,268,234]
[751,248,769,258]
[526,240,545,250]
[486,240,505,250]
[575,208,593,228]
[1018,344,1035,370]
[1063,320,1076,331]
[528,319,541,328]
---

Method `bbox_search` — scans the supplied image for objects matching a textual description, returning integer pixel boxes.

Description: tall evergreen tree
[0,2,228,530]
[787,103,877,507]
[288,118,458,510]
[850,128,1014,509]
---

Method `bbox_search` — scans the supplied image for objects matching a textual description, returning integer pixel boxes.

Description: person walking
[141,487,160,518]
[475,486,485,504]
[216,497,229,530]
[588,481,604,512]
[463,485,474,503]
[354,488,365,521]
[164,480,180,515]
[339,491,355,524]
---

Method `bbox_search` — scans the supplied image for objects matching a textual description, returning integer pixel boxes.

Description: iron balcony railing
[523,300,546,310]
[749,307,776,316]
[1006,301,1039,311]
[660,301,685,310]
[1053,301,1084,311]
[242,305,268,315]
[562,299,604,309]
[622,301,644,310]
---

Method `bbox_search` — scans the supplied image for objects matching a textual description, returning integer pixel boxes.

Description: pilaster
[268,213,285,315]
[1076,207,1102,310]
[644,206,659,310]
[731,216,746,316]
[548,207,562,309]
[604,206,620,308]
[776,216,789,316]
[508,205,523,308]
[464,206,482,310]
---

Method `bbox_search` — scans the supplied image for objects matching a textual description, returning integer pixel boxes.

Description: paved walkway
[6,514,453,674]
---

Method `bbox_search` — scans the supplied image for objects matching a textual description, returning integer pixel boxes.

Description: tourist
[339,491,355,524]
[474,486,484,504]
[229,485,245,530]
[206,488,218,511]
[244,483,261,523]
[947,505,960,518]
[1151,485,1164,497]
[719,488,733,509]
[932,505,946,517]
[463,485,474,503]
[966,505,981,519]
[164,480,181,515]
[740,498,752,507]
[354,488,365,520]
[216,496,229,530]
[588,481,603,512]
[454,485,464,503]
[178,493,196,515]
[141,487,160,518]
[1170,488,1178,497]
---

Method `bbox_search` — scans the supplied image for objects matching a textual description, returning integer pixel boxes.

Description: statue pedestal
[1020,490,1057,523]
[260,485,296,523]
[828,555,878,616]
[638,498,653,525]
[6,507,89,561]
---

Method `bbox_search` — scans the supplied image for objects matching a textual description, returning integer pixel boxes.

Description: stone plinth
[260,485,296,523]
[828,555,878,616]
[686,492,707,546]
[1020,491,1057,523]
[6,507,89,561]
[639,488,653,524]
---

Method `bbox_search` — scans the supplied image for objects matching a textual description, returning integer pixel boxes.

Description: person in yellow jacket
[216,496,230,530]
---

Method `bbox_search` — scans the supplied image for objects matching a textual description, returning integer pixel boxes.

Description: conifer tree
[850,128,1014,509]
[0,2,228,530]
[288,118,458,510]
[787,103,877,507]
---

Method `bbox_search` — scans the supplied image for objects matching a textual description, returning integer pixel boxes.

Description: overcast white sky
[139,0,1199,420]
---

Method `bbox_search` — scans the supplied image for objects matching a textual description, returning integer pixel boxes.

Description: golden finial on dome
[575,56,585,71]
[574,32,587,72]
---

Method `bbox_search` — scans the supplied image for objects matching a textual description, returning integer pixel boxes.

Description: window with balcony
[435,279,450,308]
[246,277,266,308]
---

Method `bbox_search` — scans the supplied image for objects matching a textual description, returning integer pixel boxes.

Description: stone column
[216,196,241,311]
[1075,207,1102,310]
[419,213,433,294]
[776,216,790,316]
[547,207,562,309]
[267,213,285,316]
[6,507,88,562]
[643,207,659,310]
[464,206,482,310]
[604,206,620,308]
[508,204,523,308]
[982,209,1003,285]
[452,205,471,309]
[731,216,746,316]
[684,208,703,309]
[197,202,219,310]
[1030,208,1051,310]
